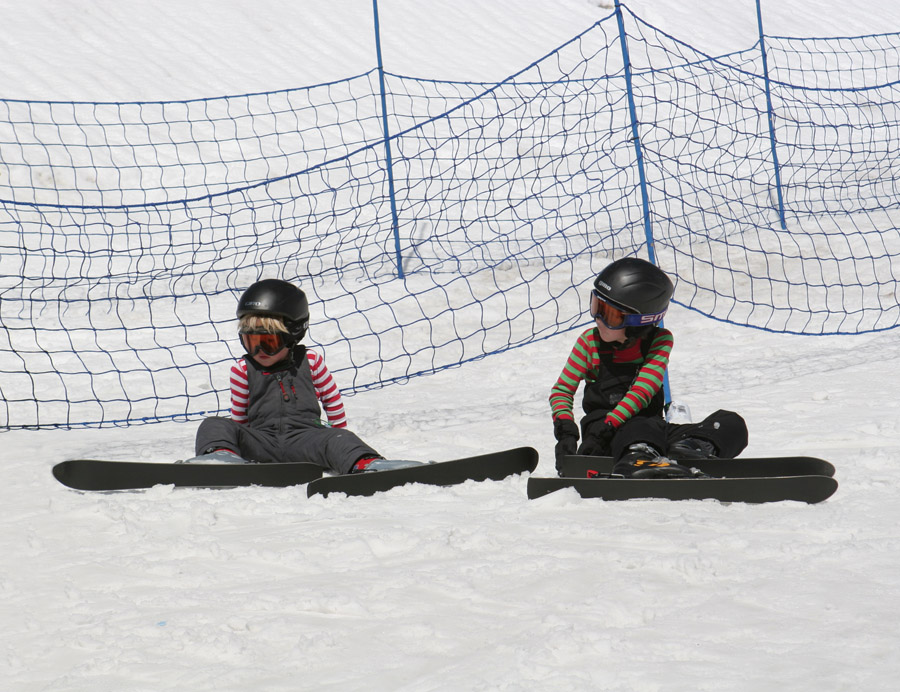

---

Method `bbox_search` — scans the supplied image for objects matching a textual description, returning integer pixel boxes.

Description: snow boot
[180,448,249,464]
[352,457,425,473]
[613,443,694,479]
[668,437,718,461]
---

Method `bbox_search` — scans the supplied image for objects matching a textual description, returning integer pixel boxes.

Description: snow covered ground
[3,1,900,690]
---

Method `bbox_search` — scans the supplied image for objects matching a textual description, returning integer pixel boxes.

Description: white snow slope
[2,2,900,691]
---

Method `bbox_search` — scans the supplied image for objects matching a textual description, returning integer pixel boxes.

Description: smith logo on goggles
[590,289,666,329]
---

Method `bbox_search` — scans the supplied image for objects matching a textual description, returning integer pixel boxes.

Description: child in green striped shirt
[550,258,747,478]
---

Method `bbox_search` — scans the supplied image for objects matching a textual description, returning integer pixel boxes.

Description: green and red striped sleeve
[606,328,673,427]
[549,328,597,421]
[548,327,673,426]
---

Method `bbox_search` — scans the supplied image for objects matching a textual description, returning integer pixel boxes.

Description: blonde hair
[238,314,289,334]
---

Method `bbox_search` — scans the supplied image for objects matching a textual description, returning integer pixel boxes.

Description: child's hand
[553,418,579,442]
[553,418,579,468]
[581,421,616,456]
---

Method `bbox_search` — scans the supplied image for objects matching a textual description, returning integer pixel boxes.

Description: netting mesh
[1,5,898,428]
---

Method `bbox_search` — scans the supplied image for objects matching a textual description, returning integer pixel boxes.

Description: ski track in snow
[3,1,900,690]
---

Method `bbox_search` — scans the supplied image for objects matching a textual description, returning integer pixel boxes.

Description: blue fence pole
[613,0,656,264]
[613,0,672,404]
[371,0,405,278]
[756,0,788,230]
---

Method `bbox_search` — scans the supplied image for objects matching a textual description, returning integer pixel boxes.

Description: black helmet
[237,279,310,342]
[593,257,674,320]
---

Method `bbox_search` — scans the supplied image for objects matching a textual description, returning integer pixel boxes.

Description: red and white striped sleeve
[229,358,250,424]
[307,349,347,428]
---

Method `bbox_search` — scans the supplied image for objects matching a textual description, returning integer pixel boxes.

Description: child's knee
[698,409,748,457]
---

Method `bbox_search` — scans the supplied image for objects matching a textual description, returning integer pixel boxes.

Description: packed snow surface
[3,1,900,690]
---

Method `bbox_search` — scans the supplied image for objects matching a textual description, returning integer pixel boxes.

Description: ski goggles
[589,289,666,329]
[239,330,289,357]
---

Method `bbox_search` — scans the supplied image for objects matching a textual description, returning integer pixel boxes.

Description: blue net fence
[1,3,898,429]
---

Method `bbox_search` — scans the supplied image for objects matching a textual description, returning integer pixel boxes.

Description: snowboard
[307,446,539,498]
[558,454,836,479]
[52,459,324,492]
[527,475,838,504]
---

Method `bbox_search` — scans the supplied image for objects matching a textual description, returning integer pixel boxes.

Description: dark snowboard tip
[52,461,74,487]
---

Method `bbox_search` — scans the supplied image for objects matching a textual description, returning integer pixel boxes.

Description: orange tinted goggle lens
[240,332,286,356]
[590,292,627,328]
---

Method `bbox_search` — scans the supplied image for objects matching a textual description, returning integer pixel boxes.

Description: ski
[558,454,835,479]
[52,459,323,492]
[527,475,838,504]
[307,446,539,498]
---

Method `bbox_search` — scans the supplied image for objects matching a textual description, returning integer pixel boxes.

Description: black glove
[553,418,579,470]
[580,420,616,456]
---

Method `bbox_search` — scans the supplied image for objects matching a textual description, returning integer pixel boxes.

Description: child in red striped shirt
[192,279,418,474]
[550,258,747,477]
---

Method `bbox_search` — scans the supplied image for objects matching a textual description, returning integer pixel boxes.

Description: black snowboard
[307,446,539,498]
[527,475,838,504]
[558,454,836,478]
[52,459,324,492]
